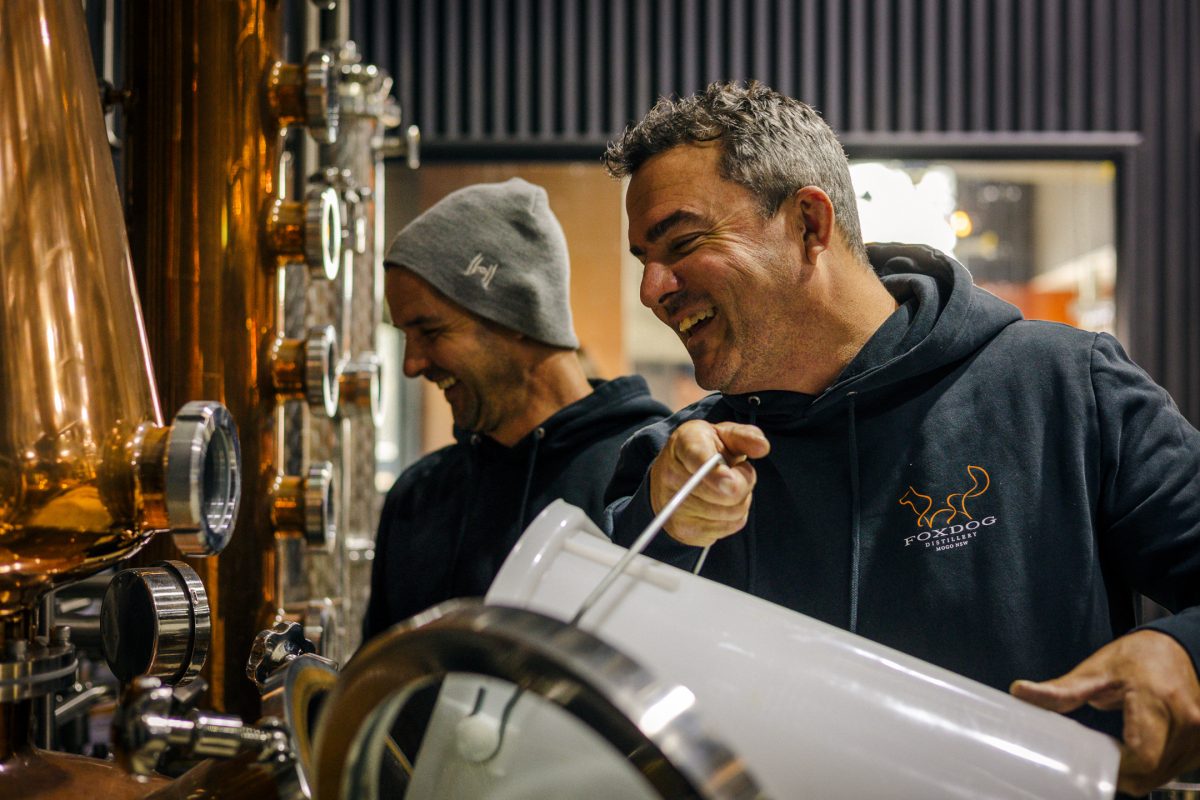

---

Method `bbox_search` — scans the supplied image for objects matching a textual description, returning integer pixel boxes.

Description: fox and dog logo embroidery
[898,465,996,550]
[899,465,990,527]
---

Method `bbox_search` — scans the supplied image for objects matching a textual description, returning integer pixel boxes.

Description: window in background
[852,160,1117,333]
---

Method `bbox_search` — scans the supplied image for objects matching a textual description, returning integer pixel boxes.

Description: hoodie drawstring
[515,428,545,534]
[743,396,761,591]
[846,392,862,634]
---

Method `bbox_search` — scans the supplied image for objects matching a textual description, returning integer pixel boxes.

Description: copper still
[0,0,241,794]
[122,0,400,721]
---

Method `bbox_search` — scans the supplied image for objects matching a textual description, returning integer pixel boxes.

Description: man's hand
[1010,630,1200,797]
[649,420,770,547]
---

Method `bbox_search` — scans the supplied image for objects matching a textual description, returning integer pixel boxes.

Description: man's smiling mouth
[678,307,716,338]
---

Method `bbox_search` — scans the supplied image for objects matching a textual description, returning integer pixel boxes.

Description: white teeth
[436,376,458,390]
[678,307,716,335]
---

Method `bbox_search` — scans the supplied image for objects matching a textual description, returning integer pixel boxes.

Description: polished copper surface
[143,752,283,800]
[269,338,309,400]
[266,63,310,130]
[124,0,282,718]
[0,746,170,800]
[264,199,309,268]
[270,474,307,537]
[0,0,169,618]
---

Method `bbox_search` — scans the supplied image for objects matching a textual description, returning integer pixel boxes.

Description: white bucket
[484,500,1119,799]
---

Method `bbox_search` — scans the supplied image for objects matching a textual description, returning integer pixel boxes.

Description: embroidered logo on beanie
[463,253,499,290]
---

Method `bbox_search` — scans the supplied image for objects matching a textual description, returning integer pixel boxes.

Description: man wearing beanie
[363,178,670,641]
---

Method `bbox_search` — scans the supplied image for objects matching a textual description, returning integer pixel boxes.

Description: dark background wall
[354,0,1200,425]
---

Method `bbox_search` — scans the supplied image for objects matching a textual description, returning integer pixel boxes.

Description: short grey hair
[603,81,867,263]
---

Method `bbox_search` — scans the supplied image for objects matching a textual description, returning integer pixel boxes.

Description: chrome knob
[112,676,175,775]
[305,327,340,415]
[113,676,292,775]
[270,326,340,417]
[101,561,211,686]
[164,401,242,556]
[314,168,367,256]
[305,185,342,280]
[402,124,420,169]
[303,50,340,143]
[270,461,337,550]
[267,49,340,143]
[265,187,342,280]
[380,125,420,168]
[247,621,316,692]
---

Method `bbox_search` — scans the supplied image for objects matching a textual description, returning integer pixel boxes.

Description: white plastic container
[485,500,1120,800]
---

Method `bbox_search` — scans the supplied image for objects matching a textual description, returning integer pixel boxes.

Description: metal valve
[264,185,343,280]
[267,49,340,143]
[134,400,242,556]
[246,621,316,692]
[314,167,367,255]
[305,185,342,279]
[338,353,383,425]
[270,325,340,417]
[270,461,336,550]
[337,43,400,128]
[251,618,340,799]
[113,676,292,776]
[386,124,421,170]
[101,561,211,686]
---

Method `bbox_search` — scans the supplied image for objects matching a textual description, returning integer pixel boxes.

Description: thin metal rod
[35,592,55,749]
[571,453,724,626]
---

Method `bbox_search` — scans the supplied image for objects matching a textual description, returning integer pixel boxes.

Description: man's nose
[639,259,680,309]
[402,341,427,378]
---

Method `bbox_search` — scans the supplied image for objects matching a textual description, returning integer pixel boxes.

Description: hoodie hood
[722,243,1022,426]
[447,375,669,567]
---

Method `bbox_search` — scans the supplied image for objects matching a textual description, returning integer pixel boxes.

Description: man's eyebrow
[629,210,704,257]
[398,313,438,330]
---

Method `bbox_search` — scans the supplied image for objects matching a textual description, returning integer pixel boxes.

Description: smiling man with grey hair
[603,80,1200,796]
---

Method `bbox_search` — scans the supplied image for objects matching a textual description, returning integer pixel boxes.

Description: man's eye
[670,234,700,253]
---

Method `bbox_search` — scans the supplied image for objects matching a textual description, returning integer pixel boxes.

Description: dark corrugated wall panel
[353,0,1200,425]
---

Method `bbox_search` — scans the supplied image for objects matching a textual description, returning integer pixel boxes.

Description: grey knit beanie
[384,178,579,349]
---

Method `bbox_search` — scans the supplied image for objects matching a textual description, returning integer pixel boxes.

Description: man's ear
[785,186,836,263]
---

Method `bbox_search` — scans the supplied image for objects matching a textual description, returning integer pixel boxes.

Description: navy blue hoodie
[606,244,1200,728]
[364,375,669,641]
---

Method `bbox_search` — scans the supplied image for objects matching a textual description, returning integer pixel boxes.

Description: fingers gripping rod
[571,453,725,627]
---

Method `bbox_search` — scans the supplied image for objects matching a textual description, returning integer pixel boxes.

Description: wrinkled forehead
[625,143,755,246]
[628,145,718,210]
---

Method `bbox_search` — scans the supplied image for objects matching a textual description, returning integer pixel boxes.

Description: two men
[363,178,669,640]
[602,82,1200,795]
